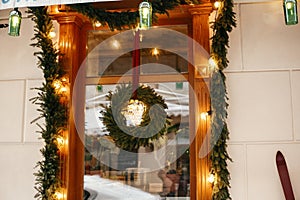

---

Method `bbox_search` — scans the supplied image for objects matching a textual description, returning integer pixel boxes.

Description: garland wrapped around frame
[69,0,200,30]
[101,84,169,152]
[210,0,236,199]
[29,1,236,199]
[29,6,68,200]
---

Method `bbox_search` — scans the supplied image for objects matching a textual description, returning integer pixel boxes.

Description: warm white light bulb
[208,173,215,184]
[49,31,56,38]
[11,15,19,27]
[94,21,102,27]
[55,191,65,200]
[200,112,208,120]
[208,57,218,72]
[61,76,68,83]
[152,48,159,56]
[53,80,62,90]
[214,1,221,9]
[60,86,68,93]
[56,136,65,148]
[111,40,120,49]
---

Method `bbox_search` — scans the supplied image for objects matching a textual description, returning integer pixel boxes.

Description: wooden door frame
[51,4,213,200]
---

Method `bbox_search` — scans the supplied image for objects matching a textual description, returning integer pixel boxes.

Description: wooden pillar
[55,14,86,200]
[188,4,213,200]
[189,4,212,52]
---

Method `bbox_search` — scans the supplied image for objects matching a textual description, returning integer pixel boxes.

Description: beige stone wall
[224,1,300,199]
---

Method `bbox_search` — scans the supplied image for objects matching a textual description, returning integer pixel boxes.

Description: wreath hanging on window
[101,83,170,152]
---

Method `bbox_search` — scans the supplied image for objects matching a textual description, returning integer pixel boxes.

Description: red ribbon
[132,30,140,98]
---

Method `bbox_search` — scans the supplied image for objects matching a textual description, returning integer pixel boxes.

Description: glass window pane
[86,25,188,77]
[84,82,190,199]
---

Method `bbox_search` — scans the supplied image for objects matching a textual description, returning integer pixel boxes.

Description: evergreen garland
[29,6,68,200]
[210,0,236,199]
[68,0,199,30]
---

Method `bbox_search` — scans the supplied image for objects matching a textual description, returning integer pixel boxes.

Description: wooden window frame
[51,4,213,200]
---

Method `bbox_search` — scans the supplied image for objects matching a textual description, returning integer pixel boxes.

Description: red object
[132,29,140,98]
[276,151,295,200]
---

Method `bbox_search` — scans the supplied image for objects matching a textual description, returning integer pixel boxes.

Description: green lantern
[283,0,298,25]
[8,8,22,36]
[139,1,152,30]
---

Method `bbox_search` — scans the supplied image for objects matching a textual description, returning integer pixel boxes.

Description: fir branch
[29,6,68,200]
[68,0,197,30]
[210,0,236,199]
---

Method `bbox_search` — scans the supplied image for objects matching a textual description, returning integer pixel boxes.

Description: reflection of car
[84,175,161,200]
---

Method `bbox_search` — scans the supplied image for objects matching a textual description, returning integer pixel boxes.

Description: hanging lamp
[283,0,298,25]
[139,1,152,30]
[8,8,22,36]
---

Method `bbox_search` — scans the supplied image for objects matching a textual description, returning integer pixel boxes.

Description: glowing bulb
[60,86,68,93]
[54,189,66,200]
[208,57,218,72]
[152,48,159,56]
[56,136,65,148]
[54,8,59,13]
[49,31,56,38]
[139,33,143,42]
[214,1,221,9]
[208,173,215,184]
[200,112,208,120]
[111,40,120,49]
[286,2,293,9]
[94,21,102,27]
[52,78,70,97]
[56,131,68,152]
[53,80,62,90]
[61,76,68,83]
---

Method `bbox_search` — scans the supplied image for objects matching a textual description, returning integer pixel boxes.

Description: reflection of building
[85,83,189,134]
[85,82,190,197]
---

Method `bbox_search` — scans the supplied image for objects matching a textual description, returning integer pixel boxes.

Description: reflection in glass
[86,26,188,77]
[84,82,190,199]
[84,25,190,200]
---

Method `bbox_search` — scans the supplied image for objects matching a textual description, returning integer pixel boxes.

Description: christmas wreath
[101,84,170,152]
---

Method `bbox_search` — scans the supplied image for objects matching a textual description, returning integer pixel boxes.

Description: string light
[208,173,215,184]
[52,77,69,95]
[94,21,102,27]
[139,33,143,42]
[111,39,120,49]
[54,188,66,200]
[59,86,68,93]
[56,134,68,152]
[208,57,218,73]
[53,79,62,90]
[214,1,221,9]
[49,31,56,38]
[151,48,160,56]
[200,112,208,120]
